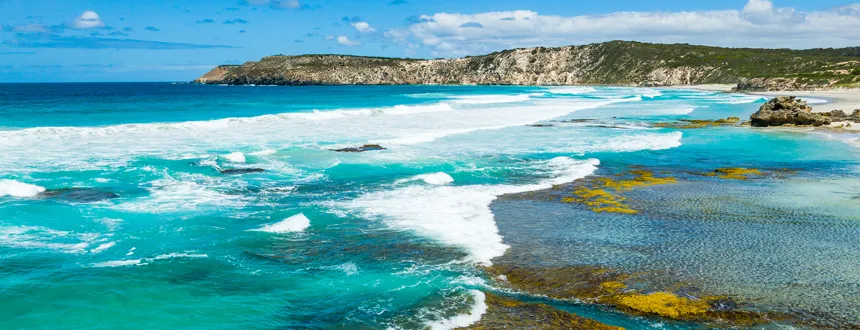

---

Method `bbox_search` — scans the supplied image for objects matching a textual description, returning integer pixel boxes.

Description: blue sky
[2,0,859,82]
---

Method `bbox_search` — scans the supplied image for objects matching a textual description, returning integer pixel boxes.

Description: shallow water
[1,83,857,329]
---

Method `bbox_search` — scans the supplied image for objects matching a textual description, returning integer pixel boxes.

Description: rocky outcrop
[822,109,860,122]
[195,41,860,89]
[331,144,386,153]
[750,97,832,127]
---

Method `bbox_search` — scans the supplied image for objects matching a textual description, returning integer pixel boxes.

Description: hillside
[194,41,860,90]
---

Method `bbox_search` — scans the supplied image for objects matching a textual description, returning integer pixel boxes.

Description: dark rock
[824,110,849,118]
[38,188,120,203]
[331,144,386,153]
[750,96,830,127]
[559,119,597,123]
[219,168,265,175]
[459,292,622,330]
[527,124,555,127]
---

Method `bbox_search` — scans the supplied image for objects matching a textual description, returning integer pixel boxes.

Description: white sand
[672,85,860,133]
[669,84,736,92]
[746,90,860,113]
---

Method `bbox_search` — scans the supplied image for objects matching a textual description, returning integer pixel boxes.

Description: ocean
[1,83,858,329]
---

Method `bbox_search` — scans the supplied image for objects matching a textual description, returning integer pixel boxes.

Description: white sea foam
[546,86,597,94]
[0,226,99,254]
[153,252,209,260]
[90,241,116,253]
[396,173,455,185]
[344,158,600,265]
[92,259,143,268]
[223,152,246,163]
[804,98,829,105]
[251,213,311,233]
[0,179,46,197]
[426,290,487,330]
[113,176,246,213]
[91,252,208,268]
[449,94,531,104]
[249,149,277,156]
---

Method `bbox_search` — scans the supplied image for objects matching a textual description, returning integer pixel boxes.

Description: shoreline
[672,84,860,113]
[673,84,860,132]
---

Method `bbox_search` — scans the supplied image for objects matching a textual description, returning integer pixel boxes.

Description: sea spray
[252,213,311,233]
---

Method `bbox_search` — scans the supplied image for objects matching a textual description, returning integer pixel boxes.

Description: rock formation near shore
[750,97,860,127]
[195,41,860,90]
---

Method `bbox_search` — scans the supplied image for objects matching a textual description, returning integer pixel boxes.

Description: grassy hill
[196,41,860,90]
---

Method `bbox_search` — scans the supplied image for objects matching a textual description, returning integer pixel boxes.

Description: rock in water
[39,188,120,203]
[331,144,386,153]
[219,168,266,175]
[750,96,830,127]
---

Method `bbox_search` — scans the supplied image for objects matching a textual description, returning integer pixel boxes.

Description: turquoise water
[1,83,858,329]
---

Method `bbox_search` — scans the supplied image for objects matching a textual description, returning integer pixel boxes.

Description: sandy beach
[675,84,860,132]
[675,84,860,113]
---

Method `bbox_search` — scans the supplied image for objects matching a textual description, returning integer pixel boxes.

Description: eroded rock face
[750,96,830,127]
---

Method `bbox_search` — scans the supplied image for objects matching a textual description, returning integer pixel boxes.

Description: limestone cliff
[195,41,860,90]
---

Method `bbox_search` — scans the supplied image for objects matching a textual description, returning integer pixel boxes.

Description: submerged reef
[485,264,784,327]
[652,117,742,129]
[705,168,763,180]
[561,170,677,214]
[459,292,622,330]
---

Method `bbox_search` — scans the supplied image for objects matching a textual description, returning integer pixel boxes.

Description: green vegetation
[198,40,860,88]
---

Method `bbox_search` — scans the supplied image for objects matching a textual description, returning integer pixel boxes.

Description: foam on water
[249,149,277,156]
[545,86,597,94]
[251,213,311,233]
[0,179,46,197]
[113,176,246,213]
[395,173,455,185]
[0,226,100,254]
[223,152,246,163]
[91,252,209,268]
[449,94,531,104]
[426,290,487,330]
[344,158,600,265]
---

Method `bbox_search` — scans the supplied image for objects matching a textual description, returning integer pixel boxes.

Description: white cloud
[9,24,49,33]
[391,0,860,57]
[384,28,409,42]
[351,21,376,33]
[71,10,105,29]
[336,36,361,46]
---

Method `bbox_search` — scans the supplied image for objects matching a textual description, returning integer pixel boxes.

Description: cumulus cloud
[70,11,105,29]
[392,0,860,57]
[336,36,361,46]
[351,21,376,33]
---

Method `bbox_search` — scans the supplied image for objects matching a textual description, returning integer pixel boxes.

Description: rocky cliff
[195,41,860,90]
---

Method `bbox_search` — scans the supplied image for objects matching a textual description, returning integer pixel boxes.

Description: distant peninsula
[195,41,860,91]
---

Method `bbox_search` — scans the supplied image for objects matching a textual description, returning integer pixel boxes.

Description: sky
[2,0,860,82]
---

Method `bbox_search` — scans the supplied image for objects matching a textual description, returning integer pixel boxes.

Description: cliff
[195,41,860,90]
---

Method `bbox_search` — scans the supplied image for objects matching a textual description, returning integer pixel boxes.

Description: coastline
[675,84,860,132]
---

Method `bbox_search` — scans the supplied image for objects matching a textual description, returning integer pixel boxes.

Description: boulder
[750,96,830,127]
[331,144,386,153]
